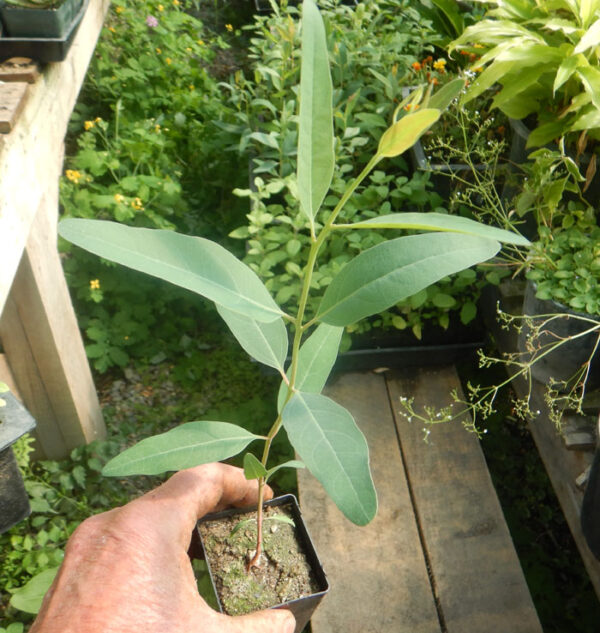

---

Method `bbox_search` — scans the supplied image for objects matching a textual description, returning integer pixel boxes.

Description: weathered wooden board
[298,371,442,633]
[0,354,19,397]
[386,366,543,633]
[0,82,28,133]
[0,197,106,458]
[0,58,40,83]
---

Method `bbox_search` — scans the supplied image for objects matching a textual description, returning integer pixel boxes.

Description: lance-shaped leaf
[341,212,530,246]
[427,77,466,110]
[282,391,377,525]
[59,219,282,323]
[216,305,288,373]
[277,323,343,411]
[297,0,334,226]
[316,233,501,326]
[102,421,262,476]
[377,109,440,158]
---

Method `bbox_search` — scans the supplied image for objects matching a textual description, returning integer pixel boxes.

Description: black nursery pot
[518,281,600,391]
[196,494,329,633]
[0,0,82,38]
[0,390,36,534]
[581,417,600,560]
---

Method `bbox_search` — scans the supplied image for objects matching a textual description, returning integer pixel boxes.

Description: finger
[130,463,273,547]
[218,608,296,633]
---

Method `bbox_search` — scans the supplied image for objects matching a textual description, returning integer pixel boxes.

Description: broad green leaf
[495,43,563,65]
[342,212,529,246]
[277,323,344,411]
[430,0,464,37]
[427,78,466,110]
[216,305,288,373]
[577,65,600,109]
[377,109,440,158]
[554,54,584,94]
[282,391,377,525]
[102,421,262,476]
[266,459,306,482]
[570,107,600,130]
[461,60,516,105]
[10,567,59,614]
[248,131,280,149]
[243,452,267,480]
[59,219,282,323]
[297,0,334,227]
[526,120,569,147]
[316,233,501,326]
[493,66,550,110]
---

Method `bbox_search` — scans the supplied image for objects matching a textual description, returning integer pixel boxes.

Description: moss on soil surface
[198,504,320,616]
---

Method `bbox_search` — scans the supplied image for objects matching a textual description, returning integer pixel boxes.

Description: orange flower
[412,61,422,71]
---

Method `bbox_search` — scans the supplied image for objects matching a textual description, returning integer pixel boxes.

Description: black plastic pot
[0,389,36,534]
[196,494,329,633]
[518,281,600,391]
[0,0,88,62]
[0,0,82,38]
[581,416,600,560]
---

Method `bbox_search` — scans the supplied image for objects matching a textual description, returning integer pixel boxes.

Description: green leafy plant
[449,0,600,148]
[58,0,527,571]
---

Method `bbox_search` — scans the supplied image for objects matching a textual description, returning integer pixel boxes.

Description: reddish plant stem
[246,476,266,571]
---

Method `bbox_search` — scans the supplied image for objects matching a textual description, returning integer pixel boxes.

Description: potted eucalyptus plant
[57,0,528,627]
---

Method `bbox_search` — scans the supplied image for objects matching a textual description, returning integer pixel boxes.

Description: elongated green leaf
[378,109,440,158]
[243,452,267,480]
[493,66,550,110]
[277,323,343,411]
[570,107,600,131]
[10,567,59,614]
[427,78,466,110]
[578,65,600,109]
[430,0,464,37]
[554,55,584,94]
[282,391,377,525]
[216,305,288,373]
[316,233,501,326]
[59,219,282,323]
[297,0,334,227]
[266,459,306,483]
[526,120,569,147]
[461,60,516,104]
[102,421,262,476]
[341,212,529,246]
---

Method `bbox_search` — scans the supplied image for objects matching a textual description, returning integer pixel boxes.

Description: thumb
[229,607,296,633]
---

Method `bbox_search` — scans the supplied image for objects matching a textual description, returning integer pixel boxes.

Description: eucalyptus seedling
[58,0,528,570]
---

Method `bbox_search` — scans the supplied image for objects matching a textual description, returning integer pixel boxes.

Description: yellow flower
[114,193,125,204]
[108,26,116,32]
[433,58,447,71]
[165,57,172,65]
[115,5,123,12]
[173,0,180,5]
[189,84,195,91]
[158,4,164,10]
[84,120,94,130]
[94,116,102,123]
[156,47,162,54]
[197,39,205,45]
[186,47,192,52]
[65,169,82,183]
[155,124,161,133]
[89,279,101,290]
[225,23,233,32]
[131,197,144,210]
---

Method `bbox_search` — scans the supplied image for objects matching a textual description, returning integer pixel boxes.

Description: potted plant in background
[57,0,528,626]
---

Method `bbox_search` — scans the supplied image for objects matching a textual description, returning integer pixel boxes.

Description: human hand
[30,463,296,633]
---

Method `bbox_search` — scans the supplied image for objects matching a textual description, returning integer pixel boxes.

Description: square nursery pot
[196,494,329,633]
[0,0,82,38]
[0,389,36,534]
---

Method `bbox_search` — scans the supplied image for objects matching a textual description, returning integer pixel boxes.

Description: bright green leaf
[266,459,306,482]
[377,109,440,158]
[243,453,267,480]
[216,305,288,373]
[461,60,516,105]
[554,54,583,94]
[577,65,600,110]
[574,17,600,54]
[297,0,334,227]
[427,78,466,110]
[58,219,282,323]
[10,567,59,614]
[282,391,377,525]
[317,233,501,326]
[102,422,262,476]
[277,323,343,411]
[342,212,529,246]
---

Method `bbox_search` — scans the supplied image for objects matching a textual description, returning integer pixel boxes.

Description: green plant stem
[248,153,381,570]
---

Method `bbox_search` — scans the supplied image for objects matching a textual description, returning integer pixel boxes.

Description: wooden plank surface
[0,354,19,397]
[298,371,442,633]
[386,366,543,633]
